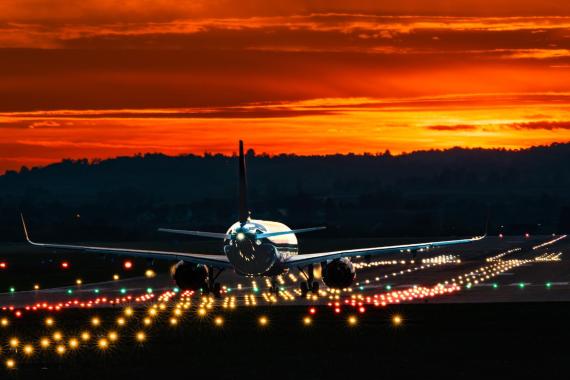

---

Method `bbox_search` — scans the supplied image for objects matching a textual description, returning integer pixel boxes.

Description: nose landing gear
[206,266,224,298]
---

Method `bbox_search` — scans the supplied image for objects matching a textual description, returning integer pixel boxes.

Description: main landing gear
[206,266,224,298]
[298,264,319,297]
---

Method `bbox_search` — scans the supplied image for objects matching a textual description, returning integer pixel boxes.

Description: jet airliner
[21,141,485,296]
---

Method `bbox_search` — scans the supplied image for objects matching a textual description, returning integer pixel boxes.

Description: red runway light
[123,260,133,270]
[61,261,69,269]
[0,262,6,269]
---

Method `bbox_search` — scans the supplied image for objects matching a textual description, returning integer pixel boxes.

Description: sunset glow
[3,1,570,172]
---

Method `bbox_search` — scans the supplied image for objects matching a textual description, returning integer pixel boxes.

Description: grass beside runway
[1,302,569,379]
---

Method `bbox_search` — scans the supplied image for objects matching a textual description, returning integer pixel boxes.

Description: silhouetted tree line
[1,143,570,242]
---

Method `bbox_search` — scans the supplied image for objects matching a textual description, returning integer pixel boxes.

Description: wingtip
[20,213,31,242]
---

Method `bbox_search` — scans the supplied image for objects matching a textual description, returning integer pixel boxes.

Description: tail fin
[238,140,249,224]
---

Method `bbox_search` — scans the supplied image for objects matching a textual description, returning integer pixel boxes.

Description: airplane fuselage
[223,219,298,277]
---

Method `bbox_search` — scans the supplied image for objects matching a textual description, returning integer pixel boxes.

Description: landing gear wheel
[311,282,319,294]
[300,281,309,297]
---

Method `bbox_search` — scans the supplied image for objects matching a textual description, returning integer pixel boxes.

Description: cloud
[426,120,570,132]
[427,124,477,131]
[508,121,570,130]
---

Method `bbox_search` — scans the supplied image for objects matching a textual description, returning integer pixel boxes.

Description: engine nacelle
[170,261,209,291]
[322,258,356,289]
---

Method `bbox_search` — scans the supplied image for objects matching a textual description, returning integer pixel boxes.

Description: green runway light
[546,282,552,289]
[9,287,15,293]
[385,285,392,290]
[93,289,100,294]
[173,287,180,293]
[253,287,259,293]
[518,283,525,289]
[227,288,232,292]
[67,289,73,294]
[146,288,153,294]
[359,286,364,291]
[466,283,472,289]
[120,288,127,294]
[492,283,498,289]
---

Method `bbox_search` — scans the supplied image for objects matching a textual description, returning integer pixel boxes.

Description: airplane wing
[284,235,485,268]
[20,216,232,269]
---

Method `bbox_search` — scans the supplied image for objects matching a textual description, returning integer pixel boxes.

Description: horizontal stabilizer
[158,228,231,240]
[256,226,326,239]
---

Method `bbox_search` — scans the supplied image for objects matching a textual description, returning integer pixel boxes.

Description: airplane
[20,141,485,297]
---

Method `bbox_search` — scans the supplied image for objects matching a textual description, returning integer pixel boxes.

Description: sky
[3,0,570,172]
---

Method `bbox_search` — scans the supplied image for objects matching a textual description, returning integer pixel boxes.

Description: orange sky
[3,0,570,172]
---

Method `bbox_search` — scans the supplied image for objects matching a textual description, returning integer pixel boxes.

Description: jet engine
[170,261,209,290]
[322,258,356,288]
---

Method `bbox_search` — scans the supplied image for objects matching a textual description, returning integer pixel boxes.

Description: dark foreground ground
[2,302,570,380]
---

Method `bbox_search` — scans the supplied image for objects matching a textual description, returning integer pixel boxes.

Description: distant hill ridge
[1,142,569,241]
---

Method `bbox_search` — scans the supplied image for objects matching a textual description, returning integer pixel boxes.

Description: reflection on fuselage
[224,220,298,277]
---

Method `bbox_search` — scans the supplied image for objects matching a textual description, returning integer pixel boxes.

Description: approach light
[303,316,312,326]
[214,316,224,326]
[113,274,120,281]
[5,359,15,369]
[45,317,54,327]
[91,317,101,327]
[145,269,156,278]
[348,316,358,326]
[23,345,33,355]
[9,338,19,348]
[56,345,66,355]
[68,338,79,349]
[98,338,109,349]
[258,316,268,326]
[392,315,403,326]
[40,338,50,348]
[136,332,146,342]
[76,279,82,285]
[81,332,91,341]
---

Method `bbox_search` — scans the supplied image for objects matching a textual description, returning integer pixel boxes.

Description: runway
[0,234,567,311]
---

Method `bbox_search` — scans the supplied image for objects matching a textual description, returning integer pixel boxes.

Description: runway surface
[1,234,568,311]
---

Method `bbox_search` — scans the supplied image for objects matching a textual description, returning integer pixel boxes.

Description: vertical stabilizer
[238,140,249,224]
